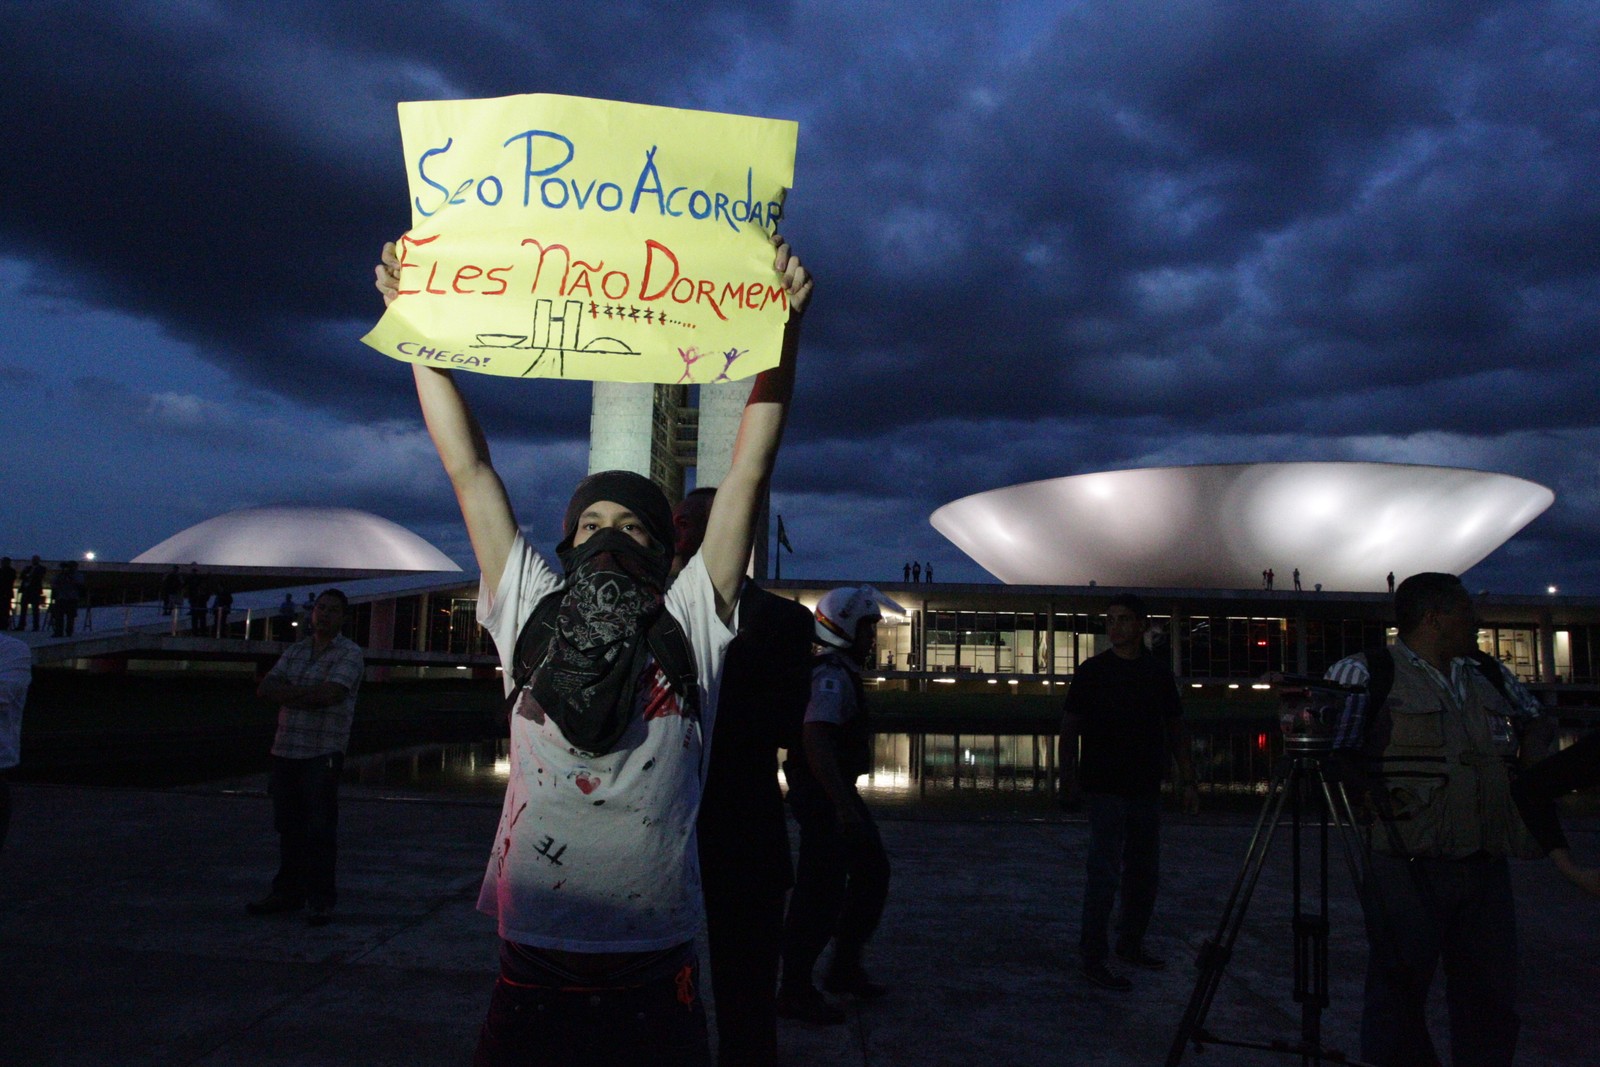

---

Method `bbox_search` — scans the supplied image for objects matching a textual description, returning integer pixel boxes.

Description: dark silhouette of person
[673,488,813,1067]
[213,587,234,637]
[1060,594,1198,991]
[1387,571,1396,594]
[160,566,182,615]
[924,562,933,584]
[1265,568,1274,590]
[911,561,921,583]
[779,586,895,1024]
[903,562,910,583]
[49,561,83,637]
[184,564,208,636]
[16,557,45,632]
[1293,568,1301,592]
[0,557,14,631]
[275,593,297,641]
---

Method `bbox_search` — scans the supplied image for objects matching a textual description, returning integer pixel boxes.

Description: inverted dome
[929,463,1553,591]
[133,505,462,571]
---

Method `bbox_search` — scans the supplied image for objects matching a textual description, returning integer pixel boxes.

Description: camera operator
[1325,572,1552,1067]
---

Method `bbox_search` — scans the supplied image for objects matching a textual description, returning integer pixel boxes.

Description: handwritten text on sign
[361,94,798,384]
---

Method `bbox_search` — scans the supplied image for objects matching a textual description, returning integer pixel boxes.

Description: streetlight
[84,551,95,561]
[1548,585,1559,595]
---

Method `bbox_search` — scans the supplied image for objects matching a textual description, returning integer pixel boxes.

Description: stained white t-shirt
[476,531,734,951]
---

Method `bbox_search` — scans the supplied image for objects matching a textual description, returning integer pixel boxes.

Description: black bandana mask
[517,527,669,756]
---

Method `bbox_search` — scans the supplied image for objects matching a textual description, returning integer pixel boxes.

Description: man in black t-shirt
[672,488,814,1067]
[1059,594,1198,991]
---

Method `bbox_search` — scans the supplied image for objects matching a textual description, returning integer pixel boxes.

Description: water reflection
[342,732,1066,814]
[345,739,511,796]
[341,728,1597,813]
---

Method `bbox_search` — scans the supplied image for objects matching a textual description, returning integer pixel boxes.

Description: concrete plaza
[1,780,1595,1066]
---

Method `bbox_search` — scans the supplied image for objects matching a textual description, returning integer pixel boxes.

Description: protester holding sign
[376,225,810,1065]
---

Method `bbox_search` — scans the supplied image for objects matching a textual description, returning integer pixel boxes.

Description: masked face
[572,500,655,551]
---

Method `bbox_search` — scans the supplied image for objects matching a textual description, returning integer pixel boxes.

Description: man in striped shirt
[1325,572,1550,1067]
[248,588,365,927]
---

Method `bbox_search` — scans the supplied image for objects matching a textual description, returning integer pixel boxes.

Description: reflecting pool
[346,732,1075,816]
[340,726,1599,816]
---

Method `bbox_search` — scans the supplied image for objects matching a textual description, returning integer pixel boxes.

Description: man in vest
[778,585,897,1024]
[1326,572,1552,1067]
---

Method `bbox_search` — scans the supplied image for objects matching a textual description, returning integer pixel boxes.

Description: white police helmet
[815,585,903,649]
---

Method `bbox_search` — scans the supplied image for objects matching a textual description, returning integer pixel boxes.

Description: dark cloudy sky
[4,1,1597,593]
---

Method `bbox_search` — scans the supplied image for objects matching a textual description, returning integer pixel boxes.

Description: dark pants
[781,786,891,989]
[472,964,710,1067]
[51,603,78,637]
[18,597,41,631]
[268,753,343,907]
[704,886,785,1067]
[1358,850,1518,1067]
[1080,792,1161,964]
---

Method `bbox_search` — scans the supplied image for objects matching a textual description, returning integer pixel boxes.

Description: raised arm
[698,234,813,620]
[376,242,519,591]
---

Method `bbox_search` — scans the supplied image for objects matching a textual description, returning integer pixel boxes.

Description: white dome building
[132,505,461,572]
[929,462,1553,592]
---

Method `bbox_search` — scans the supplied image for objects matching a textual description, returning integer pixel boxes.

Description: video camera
[1268,674,1365,754]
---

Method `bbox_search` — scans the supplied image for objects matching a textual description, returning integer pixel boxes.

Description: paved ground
[2,780,1595,1066]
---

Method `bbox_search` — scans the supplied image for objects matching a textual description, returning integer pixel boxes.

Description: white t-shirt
[477,531,734,951]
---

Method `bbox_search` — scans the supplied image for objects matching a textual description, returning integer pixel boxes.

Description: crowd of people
[0,555,87,637]
[371,230,1599,1067]
[4,225,1596,1067]
[158,563,242,637]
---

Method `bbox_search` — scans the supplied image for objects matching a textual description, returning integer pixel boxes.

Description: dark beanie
[559,470,673,552]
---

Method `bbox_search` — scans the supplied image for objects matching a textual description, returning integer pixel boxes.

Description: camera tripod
[1165,740,1374,1067]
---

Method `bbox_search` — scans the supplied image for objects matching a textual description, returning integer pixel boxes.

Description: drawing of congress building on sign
[474,298,642,378]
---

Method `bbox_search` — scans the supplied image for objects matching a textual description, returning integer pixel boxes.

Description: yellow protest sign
[361,94,798,384]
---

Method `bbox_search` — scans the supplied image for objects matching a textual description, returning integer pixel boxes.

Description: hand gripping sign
[362,94,798,384]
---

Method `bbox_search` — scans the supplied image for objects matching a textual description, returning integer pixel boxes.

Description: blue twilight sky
[3,1,1597,592]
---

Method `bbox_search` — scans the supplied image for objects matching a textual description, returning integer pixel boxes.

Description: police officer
[777,585,898,1024]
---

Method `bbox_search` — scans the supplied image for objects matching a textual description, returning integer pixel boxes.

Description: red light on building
[1256,732,1268,752]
